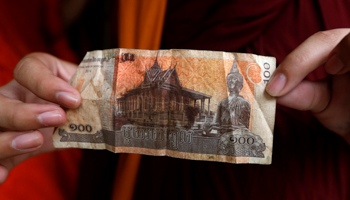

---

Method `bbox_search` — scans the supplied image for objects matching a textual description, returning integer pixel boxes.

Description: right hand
[266,29,350,143]
[0,53,81,184]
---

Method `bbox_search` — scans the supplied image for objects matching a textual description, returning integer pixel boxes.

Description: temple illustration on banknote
[113,56,266,158]
[115,57,211,131]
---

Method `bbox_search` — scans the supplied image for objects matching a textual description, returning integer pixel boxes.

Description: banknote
[53,49,276,164]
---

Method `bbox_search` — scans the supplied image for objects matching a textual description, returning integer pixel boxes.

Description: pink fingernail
[56,92,78,108]
[266,73,286,96]
[12,131,41,150]
[38,110,63,126]
[326,54,344,75]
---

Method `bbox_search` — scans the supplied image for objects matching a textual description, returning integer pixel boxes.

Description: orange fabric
[117,0,167,49]
[112,1,167,200]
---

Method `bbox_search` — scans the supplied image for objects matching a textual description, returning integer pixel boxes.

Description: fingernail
[38,110,63,126]
[266,73,286,96]
[12,131,41,150]
[56,92,78,108]
[326,54,344,75]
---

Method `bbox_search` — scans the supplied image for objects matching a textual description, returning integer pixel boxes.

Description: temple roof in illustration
[119,58,211,100]
[142,58,181,87]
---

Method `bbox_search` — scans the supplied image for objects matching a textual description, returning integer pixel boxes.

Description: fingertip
[37,109,66,127]
[266,73,287,97]
[0,165,9,184]
[56,91,81,108]
[12,130,43,151]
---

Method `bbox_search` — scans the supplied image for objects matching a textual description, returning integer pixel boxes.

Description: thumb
[266,29,349,97]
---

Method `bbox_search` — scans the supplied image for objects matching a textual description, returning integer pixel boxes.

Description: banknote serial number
[69,123,93,132]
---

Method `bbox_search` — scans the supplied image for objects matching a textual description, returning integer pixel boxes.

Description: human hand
[0,53,81,183]
[266,28,350,144]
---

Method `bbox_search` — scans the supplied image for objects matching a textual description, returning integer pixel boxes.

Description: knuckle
[13,56,35,81]
[8,107,22,129]
[34,78,48,96]
[286,51,310,66]
[312,30,340,47]
[13,58,27,80]
[13,53,46,81]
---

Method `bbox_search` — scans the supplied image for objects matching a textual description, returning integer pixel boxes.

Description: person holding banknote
[0,0,349,200]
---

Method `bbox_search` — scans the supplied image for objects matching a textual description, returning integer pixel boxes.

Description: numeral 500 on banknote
[53,49,276,164]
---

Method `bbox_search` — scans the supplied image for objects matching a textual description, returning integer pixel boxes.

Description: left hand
[266,28,350,144]
[0,53,80,184]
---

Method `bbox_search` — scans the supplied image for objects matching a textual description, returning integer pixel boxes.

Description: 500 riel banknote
[53,48,276,164]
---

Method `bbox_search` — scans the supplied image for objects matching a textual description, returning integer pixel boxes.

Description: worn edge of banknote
[53,48,276,165]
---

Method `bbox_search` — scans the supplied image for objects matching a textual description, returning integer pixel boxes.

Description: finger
[0,130,43,160]
[57,59,80,82]
[13,52,80,108]
[266,28,350,97]
[314,74,350,138]
[0,127,55,184]
[276,80,330,113]
[0,164,8,184]
[0,95,66,130]
[325,32,350,75]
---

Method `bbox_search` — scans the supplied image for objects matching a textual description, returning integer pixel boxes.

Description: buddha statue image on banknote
[202,60,266,158]
[203,60,250,135]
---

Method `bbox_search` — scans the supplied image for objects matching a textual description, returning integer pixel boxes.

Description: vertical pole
[134,95,137,110]
[181,96,183,111]
[136,94,139,118]
[201,99,204,114]
[207,98,210,116]
[142,92,145,118]
[158,87,160,121]
[150,90,153,111]
[131,96,133,118]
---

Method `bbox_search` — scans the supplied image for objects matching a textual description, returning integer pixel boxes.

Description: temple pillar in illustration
[207,98,210,116]
[201,99,204,114]
[149,90,153,112]
[173,94,176,111]
[142,92,145,118]
[180,96,183,111]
